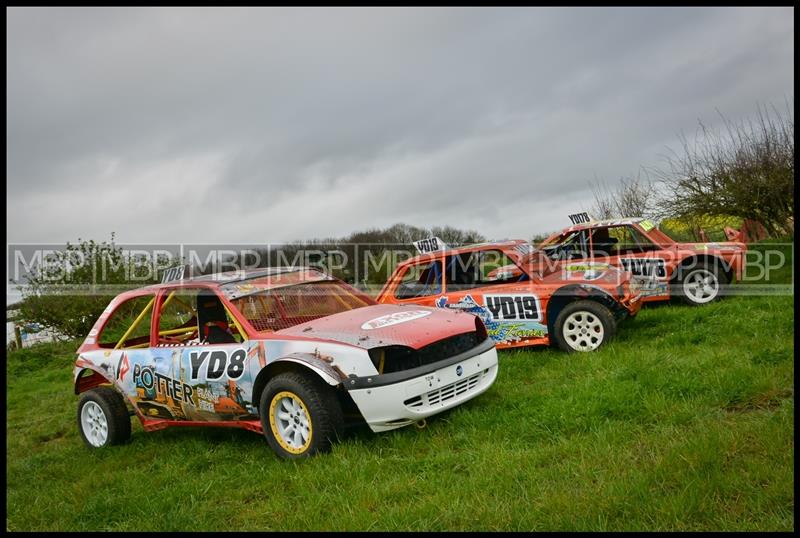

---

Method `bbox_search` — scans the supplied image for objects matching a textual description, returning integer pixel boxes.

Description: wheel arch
[546,285,619,335]
[74,367,115,395]
[251,354,346,409]
[673,254,732,282]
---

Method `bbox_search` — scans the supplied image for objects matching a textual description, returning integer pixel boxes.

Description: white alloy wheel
[80,400,109,447]
[682,268,719,304]
[562,310,605,351]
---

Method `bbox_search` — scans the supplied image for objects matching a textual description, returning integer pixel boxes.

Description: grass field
[6,290,793,531]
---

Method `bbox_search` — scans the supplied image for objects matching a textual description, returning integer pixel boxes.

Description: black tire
[552,300,616,353]
[77,386,132,448]
[259,371,344,459]
[674,260,727,306]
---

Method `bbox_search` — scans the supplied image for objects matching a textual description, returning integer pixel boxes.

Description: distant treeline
[214,223,487,285]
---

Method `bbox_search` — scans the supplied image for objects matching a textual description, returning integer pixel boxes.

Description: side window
[156,288,244,347]
[605,226,657,255]
[607,226,634,254]
[445,250,528,292]
[444,253,470,291]
[394,260,443,299]
[628,227,659,253]
[588,228,616,257]
[157,289,200,346]
[545,231,590,260]
[477,251,528,284]
[98,294,155,349]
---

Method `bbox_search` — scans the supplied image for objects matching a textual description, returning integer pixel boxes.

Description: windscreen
[230,280,373,332]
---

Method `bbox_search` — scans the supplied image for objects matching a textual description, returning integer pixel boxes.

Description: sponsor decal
[483,294,541,322]
[196,387,219,412]
[360,310,432,330]
[619,257,667,279]
[117,354,130,381]
[83,343,262,422]
[188,349,247,381]
[132,364,196,406]
[488,270,515,281]
[435,294,547,343]
[631,277,669,297]
[640,219,655,232]
[565,262,609,281]
[565,263,610,272]
[234,283,257,293]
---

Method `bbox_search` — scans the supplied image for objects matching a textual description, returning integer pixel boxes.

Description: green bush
[15,235,164,339]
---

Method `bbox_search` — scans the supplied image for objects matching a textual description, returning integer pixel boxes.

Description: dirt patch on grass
[723,388,793,413]
[36,428,69,444]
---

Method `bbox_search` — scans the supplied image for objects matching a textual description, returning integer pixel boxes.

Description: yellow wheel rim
[268,391,313,454]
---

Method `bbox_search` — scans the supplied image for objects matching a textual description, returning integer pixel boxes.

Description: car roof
[134,266,331,294]
[400,239,531,266]
[561,217,645,233]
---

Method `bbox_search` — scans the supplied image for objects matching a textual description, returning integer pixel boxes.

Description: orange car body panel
[376,240,642,350]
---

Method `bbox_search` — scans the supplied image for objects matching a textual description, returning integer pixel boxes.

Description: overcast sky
[6,6,794,244]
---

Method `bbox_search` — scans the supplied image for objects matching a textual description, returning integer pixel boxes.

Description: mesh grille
[404,370,487,410]
[232,282,371,331]
[369,331,484,374]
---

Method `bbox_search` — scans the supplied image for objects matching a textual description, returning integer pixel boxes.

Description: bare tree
[589,170,660,220]
[657,101,794,237]
[589,176,616,220]
[430,225,485,246]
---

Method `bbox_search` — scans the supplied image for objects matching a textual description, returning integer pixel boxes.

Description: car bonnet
[275,304,480,350]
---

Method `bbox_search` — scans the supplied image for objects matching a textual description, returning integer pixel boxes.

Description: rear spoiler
[724,226,743,243]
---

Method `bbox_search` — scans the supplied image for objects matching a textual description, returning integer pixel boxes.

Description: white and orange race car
[375,237,643,351]
[493,215,747,306]
[73,266,498,458]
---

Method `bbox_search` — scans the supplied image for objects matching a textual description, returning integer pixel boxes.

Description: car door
[92,291,158,409]
[140,286,259,422]
[604,225,671,299]
[385,257,446,308]
[436,250,549,348]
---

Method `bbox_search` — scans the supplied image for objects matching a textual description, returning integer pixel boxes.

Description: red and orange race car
[375,238,642,352]
[518,215,747,306]
[73,266,498,458]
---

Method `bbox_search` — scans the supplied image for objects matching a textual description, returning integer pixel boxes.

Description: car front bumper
[346,341,499,432]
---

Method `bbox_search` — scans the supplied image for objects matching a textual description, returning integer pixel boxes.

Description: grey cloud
[6,7,794,244]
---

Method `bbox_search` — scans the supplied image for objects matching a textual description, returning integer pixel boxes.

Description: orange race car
[489,215,748,306]
[375,238,643,352]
